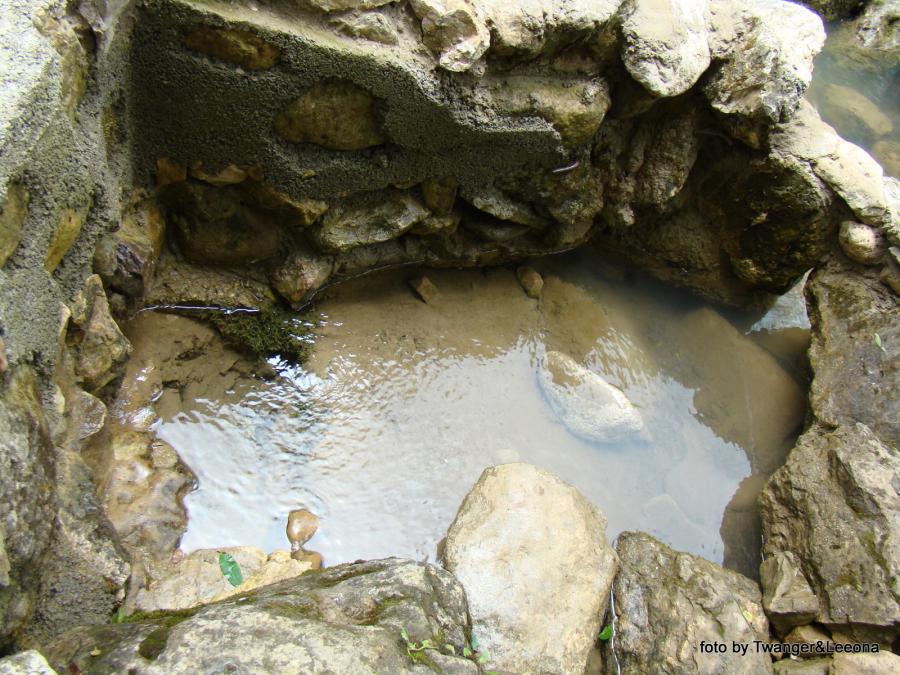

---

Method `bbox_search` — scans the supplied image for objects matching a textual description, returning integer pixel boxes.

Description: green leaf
[598,624,614,641]
[462,646,473,658]
[875,333,886,352]
[442,644,456,655]
[421,639,434,649]
[218,552,243,587]
[400,627,410,642]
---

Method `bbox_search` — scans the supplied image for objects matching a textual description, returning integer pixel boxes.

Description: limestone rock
[854,0,900,55]
[271,249,333,307]
[619,0,711,98]
[538,350,644,443]
[0,650,57,674]
[607,531,773,674]
[311,192,429,252]
[274,81,385,150]
[461,183,547,228]
[420,176,458,215]
[760,550,820,634]
[759,423,900,643]
[68,275,132,395]
[328,10,399,45]
[0,183,28,267]
[410,0,489,72]
[183,26,280,70]
[805,261,899,447]
[838,221,887,265]
[93,197,166,298]
[830,652,900,674]
[134,547,313,613]
[408,275,439,303]
[443,463,617,675]
[304,0,395,11]
[46,559,476,674]
[706,0,824,138]
[516,266,543,298]
[45,203,90,273]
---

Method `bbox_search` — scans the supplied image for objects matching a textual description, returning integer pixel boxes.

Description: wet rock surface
[606,531,773,675]
[443,463,617,675]
[45,559,477,675]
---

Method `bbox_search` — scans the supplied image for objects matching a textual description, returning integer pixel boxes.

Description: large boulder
[759,423,900,644]
[443,463,617,675]
[0,650,57,674]
[45,559,478,674]
[538,350,645,444]
[606,531,773,674]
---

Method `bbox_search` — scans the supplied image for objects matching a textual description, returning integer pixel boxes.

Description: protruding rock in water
[516,266,543,298]
[408,275,439,304]
[271,250,333,308]
[286,509,319,549]
[606,531,773,675]
[759,550,820,635]
[838,220,887,265]
[0,650,57,674]
[442,463,617,675]
[45,559,475,674]
[538,350,644,443]
[759,423,900,645]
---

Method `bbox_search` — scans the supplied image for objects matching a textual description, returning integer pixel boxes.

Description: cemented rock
[538,350,644,443]
[45,203,90,273]
[274,81,385,150]
[0,183,28,267]
[838,220,887,265]
[410,0,489,72]
[311,192,429,252]
[760,423,900,644]
[443,463,617,675]
[760,550,820,634]
[183,26,280,70]
[0,650,57,675]
[516,266,543,298]
[46,559,476,674]
[271,249,333,307]
[830,652,900,674]
[619,0,711,98]
[93,197,166,297]
[420,176,458,215]
[607,531,773,674]
[328,10,399,45]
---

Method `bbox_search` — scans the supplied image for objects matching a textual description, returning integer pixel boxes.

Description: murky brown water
[150,251,808,575]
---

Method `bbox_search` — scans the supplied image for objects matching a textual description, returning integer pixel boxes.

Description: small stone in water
[409,275,439,304]
[291,549,324,569]
[287,509,319,548]
[516,266,543,299]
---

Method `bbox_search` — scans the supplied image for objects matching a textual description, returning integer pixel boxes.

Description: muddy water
[149,251,808,576]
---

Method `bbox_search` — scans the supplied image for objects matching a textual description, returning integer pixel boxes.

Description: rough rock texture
[838,220,887,265]
[830,652,900,674]
[538,350,644,443]
[443,463,617,675]
[410,0,489,72]
[0,650,57,675]
[760,550,821,635]
[759,423,900,643]
[606,531,773,674]
[45,559,478,675]
[796,0,864,21]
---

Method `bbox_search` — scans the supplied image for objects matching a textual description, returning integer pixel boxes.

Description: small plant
[218,552,243,587]
[874,333,886,352]
[399,628,497,674]
[598,624,614,641]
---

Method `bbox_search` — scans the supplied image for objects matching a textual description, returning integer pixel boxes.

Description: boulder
[607,531,773,674]
[805,261,899,447]
[516,266,543,298]
[830,652,900,674]
[45,559,477,674]
[311,192,430,252]
[410,0,489,72]
[443,463,617,675]
[759,423,900,643]
[538,350,645,444]
[0,650,57,675]
[270,249,333,308]
[93,197,166,298]
[760,550,820,635]
[134,547,313,613]
[838,221,887,265]
[619,0,711,98]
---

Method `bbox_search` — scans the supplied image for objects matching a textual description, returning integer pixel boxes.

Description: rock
[854,0,900,55]
[706,0,825,140]
[420,176,458,216]
[0,183,28,267]
[0,650,57,674]
[719,472,768,581]
[328,10,399,45]
[45,203,90,273]
[805,261,899,447]
[760,551,820,635]
[286,509,318,549]
[134,547,313,613]
[796,0,863,21]
[271,249,333,307]
[830,652,900,674]
[443,463,617,675]
[759,423,900,644]
[183,25,280,69]
[304,0,395,11]
[516,266,543,298]
[538,350,644,443]
[838,221,887,265]
[240,180,329,227]
[607,531,773,674]
[68,275,132,395]
[273,81,385,150]
[410,212,460,236]
[461,213,531,242]
[783,623,834,654]
[408,275,439,303]
[817,83,893,143]
[775,659,831,675]
[311,192,429,252]
[189,162,247,186]
[93,197,166,298]
[46,559,476,674]
[155,157,187,186]
[410,0,490,72]
[291,549,324,569]
[619,0,711,98]
[461,183,547,228]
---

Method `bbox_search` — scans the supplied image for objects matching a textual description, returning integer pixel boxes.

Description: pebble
[516,266,544,299]
[286,509,319,549]
[408,275,439,304]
